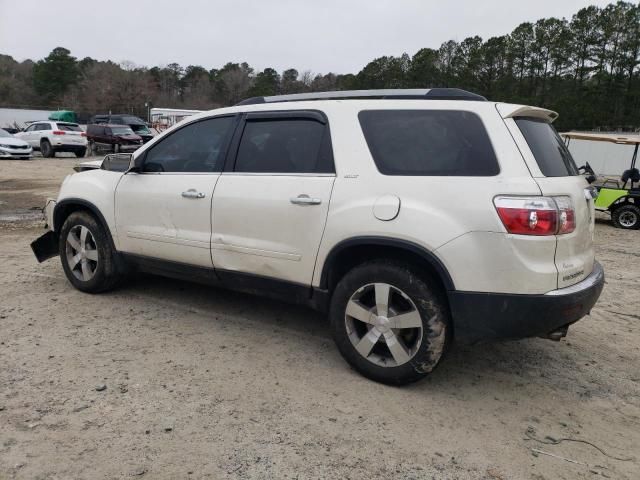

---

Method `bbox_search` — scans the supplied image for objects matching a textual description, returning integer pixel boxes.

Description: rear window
[515,117,578,177]
[358,110,499,176]
[56,123,82,132]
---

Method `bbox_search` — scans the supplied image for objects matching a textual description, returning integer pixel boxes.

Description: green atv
[563,132,640,230]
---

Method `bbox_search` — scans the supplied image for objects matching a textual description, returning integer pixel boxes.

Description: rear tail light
[52,130,66,135]
[81,132,87,137]
[554,196,576,234]
[494,196,575,236]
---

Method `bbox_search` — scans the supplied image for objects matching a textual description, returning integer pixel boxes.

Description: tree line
[1,1,639,130]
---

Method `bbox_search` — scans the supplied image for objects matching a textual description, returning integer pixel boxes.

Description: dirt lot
[1,156,639,479]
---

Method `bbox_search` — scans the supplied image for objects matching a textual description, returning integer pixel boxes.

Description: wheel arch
[319,237,455,294]
[608,194,640,210]
[53,198,110,234]
[54,198,126,271]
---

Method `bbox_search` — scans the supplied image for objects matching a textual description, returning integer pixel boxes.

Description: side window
[358,110,499,176]
[25,124,37,132]
[235,118,333,174]
[143,116,235,173]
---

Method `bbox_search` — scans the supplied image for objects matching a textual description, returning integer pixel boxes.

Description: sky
[0,0,614,75]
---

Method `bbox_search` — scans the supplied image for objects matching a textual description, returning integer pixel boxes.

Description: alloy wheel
[619,210,637,228]
[344,283,423,367]
[65,225,99,281]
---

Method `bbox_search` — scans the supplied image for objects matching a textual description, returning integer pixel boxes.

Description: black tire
[329,260,450,385]
[75,148,87,158]
[59,211,123,293]
[611,204,640,230]
[41,139,54,158]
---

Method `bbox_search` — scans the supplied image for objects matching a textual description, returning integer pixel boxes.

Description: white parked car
[15,121,87,158]
[0,128,33,159]
[31,89,604,385]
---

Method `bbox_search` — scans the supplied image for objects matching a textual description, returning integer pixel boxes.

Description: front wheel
[330,261,449,385]
[59,211,123,293]
[612,204,640,229]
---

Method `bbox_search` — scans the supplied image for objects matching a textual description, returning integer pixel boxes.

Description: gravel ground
[1,156,639,479]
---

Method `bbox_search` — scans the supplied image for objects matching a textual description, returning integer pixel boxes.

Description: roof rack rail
[235,88,487,106]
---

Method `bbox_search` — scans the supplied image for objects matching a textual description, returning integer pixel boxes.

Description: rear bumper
[54,144,87,152]
[448,261,605,343]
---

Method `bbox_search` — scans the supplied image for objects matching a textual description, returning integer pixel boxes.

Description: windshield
[130,124,150,134]
[122,116,145,125]
[111,126,135,136]
[515,117,579,177]
[0,129,12,138]
[56,123,82,132]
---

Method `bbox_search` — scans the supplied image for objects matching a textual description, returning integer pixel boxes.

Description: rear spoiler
[496,103,559,123]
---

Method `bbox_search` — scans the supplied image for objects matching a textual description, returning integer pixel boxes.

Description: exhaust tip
[540,326,569,341]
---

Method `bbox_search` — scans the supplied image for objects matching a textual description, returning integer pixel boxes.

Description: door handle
[290,194,322,206]
[182,189,205,199]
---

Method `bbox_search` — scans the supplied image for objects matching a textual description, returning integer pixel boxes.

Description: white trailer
[150,108,202,131]
[0,108,53,130]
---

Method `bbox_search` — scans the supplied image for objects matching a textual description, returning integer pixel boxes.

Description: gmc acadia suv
[31,89,604,385]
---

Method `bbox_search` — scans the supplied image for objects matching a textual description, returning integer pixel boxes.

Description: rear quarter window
[514,117,578,177]
[358,110,499,176]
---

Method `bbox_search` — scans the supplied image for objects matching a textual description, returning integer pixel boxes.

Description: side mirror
[102,153,135,172]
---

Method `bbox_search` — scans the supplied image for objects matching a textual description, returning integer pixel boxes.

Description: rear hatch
[56,122,86,144]
[498,104,595,289]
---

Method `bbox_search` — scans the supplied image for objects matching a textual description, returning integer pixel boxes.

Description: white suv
[15,121,87,158]
[31,89,604,385]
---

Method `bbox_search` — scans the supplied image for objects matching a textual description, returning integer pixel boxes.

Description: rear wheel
[41,139,54,158]
[612,204,640,229]
[59,211,123,293]
[329,260,449,385]
[74,148,87,158]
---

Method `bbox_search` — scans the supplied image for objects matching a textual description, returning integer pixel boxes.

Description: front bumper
[118,143,142,152]
[30,200,58,263]
[448,261,605,344]
[0,146,33,158]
